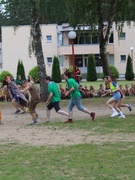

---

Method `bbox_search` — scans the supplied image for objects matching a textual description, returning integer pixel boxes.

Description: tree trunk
[97,1,110,76]
[100,39,110,76]
[30,0,48,101]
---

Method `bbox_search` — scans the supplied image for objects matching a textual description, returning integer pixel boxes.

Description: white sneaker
[118,114,125,118]
[110,111,119,117]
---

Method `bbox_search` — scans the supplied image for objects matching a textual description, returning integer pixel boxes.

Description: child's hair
[22,80,28,85]
[105,76,109,80]
[110,75,116,82]
[45,76,52,81]
[64,70,72,78]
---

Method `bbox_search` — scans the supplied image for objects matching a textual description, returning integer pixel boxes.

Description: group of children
[1,70,96,125]
[59,82,135,99]
[0,85,12,102]
[0,75,40,125]
[45,71,95,123]
[0,71,133,124]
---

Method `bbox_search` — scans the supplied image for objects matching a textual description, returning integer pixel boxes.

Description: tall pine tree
[52,56,61,83]
[16,59,21,78]
[20,60,26,80]
[125,55,134,80]
[16,59,26,80]
[87,54,97,81]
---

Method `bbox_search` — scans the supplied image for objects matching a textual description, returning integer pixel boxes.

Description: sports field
[0,96,135,179]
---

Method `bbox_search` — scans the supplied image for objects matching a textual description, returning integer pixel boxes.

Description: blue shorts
[13,94,20,104]
[68,97,84,112]
[113,91,121,100]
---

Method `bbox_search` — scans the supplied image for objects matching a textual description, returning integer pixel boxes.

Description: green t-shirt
[48,81,60,103]
[67,78,81,99]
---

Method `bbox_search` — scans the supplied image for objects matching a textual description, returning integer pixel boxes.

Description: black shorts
[47,102,60,112]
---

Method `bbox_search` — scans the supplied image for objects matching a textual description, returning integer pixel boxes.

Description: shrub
[0,70,13,82]
[52,56,61,83]
[100,65,119,79]
[29,66,39,82]
[125,55,134,80]
[87,54,97,81]
[68,66,73,73]
[16,59,26,80]
[109,65,119,78]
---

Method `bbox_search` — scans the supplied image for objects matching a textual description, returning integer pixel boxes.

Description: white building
[1,22,135,78]
[0,42,2,73]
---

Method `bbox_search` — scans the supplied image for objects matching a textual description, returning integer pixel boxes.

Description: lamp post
[68,31,76,79]
[130,47,134,67]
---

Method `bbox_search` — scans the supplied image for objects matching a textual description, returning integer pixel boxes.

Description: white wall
[0,43,2,70]
[2,24,58,78]
[113,22,135,74]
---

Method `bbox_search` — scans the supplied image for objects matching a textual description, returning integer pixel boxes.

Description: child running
[64,70,95,123]
[45,76,69,122]
[105,76,125,118]
[102,76,132,115]
[22,80,40,125]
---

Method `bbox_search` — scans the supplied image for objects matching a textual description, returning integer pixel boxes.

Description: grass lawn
[0,141,135,180]
[0,95,135,180]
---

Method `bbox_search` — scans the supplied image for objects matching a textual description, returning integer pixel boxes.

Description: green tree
[16,59,26,80]
[29,66,39,82]
[1,0,31,26]
[16,59,21,78]
[109,65,119,79]
[125,55,134,80]
[100,65,119,79]
[0,70,13,82]
[1,0,48,101]
[66,0,135,76]
[20,60,26,80]
[29,0,48,101]
[87,54,97,81]
[52,56,61,83]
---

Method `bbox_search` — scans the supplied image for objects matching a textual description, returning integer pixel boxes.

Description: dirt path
[0,102,135,146]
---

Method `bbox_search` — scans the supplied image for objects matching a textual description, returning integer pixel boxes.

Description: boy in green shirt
[45,76,69,122]
[64,70,95,123]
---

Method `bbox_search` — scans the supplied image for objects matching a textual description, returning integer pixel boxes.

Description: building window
[74,33,99,45]
[119,32,126,40]
[75,55,83,67]
[84,56,88,67]
[120,55,126,61]
[46,35,52,42]
[59,55,64,67]
[94,54,102,66]
[92,35,99,44]
[47,57,52,64]
[109,32,114,43]
[58,33,62,46]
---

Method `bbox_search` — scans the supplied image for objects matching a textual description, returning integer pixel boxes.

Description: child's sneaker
[118,114,125,118]
[30,122,38,125]
[110,111,119,117]
[127,103,132,111]
[64,119,73,123]
[91,112,95,121]
[15,109,20,114]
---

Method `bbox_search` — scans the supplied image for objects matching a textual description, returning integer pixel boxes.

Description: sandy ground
[0,102,135,147]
